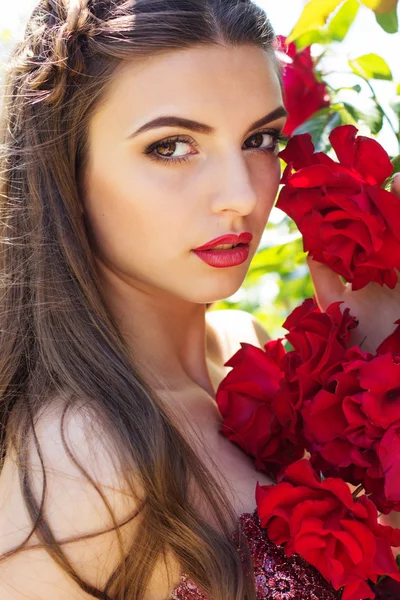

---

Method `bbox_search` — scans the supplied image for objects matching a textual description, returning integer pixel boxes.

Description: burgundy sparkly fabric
[170,508,339,599]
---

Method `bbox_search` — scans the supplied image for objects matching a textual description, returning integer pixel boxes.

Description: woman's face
[84,43,286,304]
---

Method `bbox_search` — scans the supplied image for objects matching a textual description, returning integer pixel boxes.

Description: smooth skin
[0,43,399,598]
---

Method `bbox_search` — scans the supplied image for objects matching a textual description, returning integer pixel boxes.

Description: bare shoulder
[206,309,271,361]
[0,400,142,598]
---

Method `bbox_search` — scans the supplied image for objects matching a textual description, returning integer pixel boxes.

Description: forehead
[90,44,283,138]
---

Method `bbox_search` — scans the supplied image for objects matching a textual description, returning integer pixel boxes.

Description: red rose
[276,125,400,290]
[275,36,330,135]
[283,298,357,394]
[256,459,400,600]
[273,298,357,438]
[303,348,400,513]
[215,341,304,478]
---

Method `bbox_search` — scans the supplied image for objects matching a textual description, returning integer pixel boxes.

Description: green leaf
[293,0,359,48]
[335,104,358,125]
[292,107,332,139]
[375,7,399,31]
[383,154,400,189]
[294,29,332,49]
[396,552,400,570]
[341,101,384,134]
[349,53,393,80]
[292,107,342,152]
[392,154,400,175]
[328,0,360,40]
[291,101,384,151]
[390,95,400,116]
[287,0,344,43]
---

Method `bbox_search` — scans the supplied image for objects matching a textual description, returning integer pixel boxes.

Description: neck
[95,258,219,399]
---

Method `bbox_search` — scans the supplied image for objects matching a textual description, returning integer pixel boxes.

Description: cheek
[83,165,183,268]
[83,171,139,263]
[252,155,281,214]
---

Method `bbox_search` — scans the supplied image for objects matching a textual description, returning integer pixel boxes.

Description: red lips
[194,232,253,251]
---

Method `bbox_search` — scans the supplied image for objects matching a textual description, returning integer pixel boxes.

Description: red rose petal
[329,124,358,169]
[278,133,316,170]
[354,135,394,186]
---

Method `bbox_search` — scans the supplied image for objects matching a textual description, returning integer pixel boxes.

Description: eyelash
[143,129,290,165]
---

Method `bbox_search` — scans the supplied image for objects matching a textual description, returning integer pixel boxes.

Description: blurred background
[1,0,399,338]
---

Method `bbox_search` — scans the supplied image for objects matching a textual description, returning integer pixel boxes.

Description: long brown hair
[0,1,279,598]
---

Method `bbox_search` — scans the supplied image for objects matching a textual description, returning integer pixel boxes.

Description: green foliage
[286,0,396,47]
[290,0,398,46]
[292,107,341,152]
[349,53,393,81]
[293,0,360,49]
[390,95,400,117]
[287,0,345,44]
[391,154,400,174]
[375,7,399,32]
[290,100,385,153]
[340,101,384,134]
[246,235,304,281]
[327,0,361,40]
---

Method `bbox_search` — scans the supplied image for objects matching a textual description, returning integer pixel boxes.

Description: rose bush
[276,125,400,290]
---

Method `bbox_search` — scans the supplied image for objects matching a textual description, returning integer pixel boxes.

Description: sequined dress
[170,507,339,599]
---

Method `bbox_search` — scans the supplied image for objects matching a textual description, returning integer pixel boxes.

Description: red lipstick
[192,232,253,268]
[194,232,253,251]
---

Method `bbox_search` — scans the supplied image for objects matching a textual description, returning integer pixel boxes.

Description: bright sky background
[1,0,399,154]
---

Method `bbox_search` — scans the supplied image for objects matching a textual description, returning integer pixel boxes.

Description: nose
[210,151,258,216]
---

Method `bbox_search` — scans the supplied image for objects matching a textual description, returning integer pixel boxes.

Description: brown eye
[245,132,275,149]
[155,141,177,157]
[248,133,264,147]
[144,135,198,165]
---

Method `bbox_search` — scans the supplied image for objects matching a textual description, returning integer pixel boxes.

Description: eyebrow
[126,106,288,140]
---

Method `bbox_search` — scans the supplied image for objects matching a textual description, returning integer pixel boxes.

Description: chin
[185,277,246,305]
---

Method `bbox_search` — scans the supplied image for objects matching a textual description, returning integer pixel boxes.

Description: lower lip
[192,244,250,268]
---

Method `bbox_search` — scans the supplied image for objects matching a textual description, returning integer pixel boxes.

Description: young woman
[0,1,398,599]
